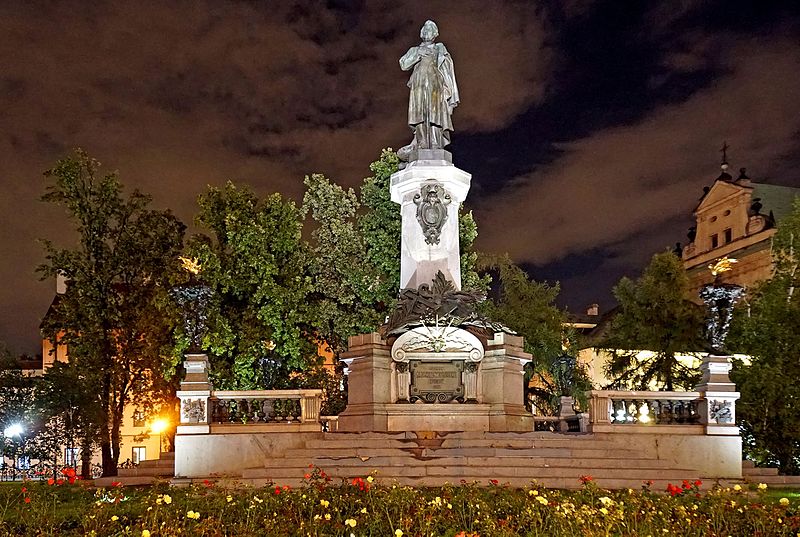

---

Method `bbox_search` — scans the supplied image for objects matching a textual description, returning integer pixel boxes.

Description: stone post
[390,151,472,290]
[481,332,534,431]
[695,354,740,436]
[176,353,212,434]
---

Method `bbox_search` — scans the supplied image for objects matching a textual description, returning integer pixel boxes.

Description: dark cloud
[0,0,798,354]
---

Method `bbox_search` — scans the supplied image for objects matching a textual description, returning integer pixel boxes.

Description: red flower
[304,474,311,479]
[694,480,703,487]
[47,478,55,486]
[61,467,76,478]
[56,479,64,485]
[682,479,690,489]
[68,476,76,485]
[111,481,122,487]
[203,479,214,488]
[282,485,290,491]
[666,483,682,496]
[489,479,499,486]
[24,497,31,504]
[274,486,281,495]
[579,475,594,484]
[21,487,27,493]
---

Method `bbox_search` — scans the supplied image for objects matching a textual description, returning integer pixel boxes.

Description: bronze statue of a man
[399,20,459,153]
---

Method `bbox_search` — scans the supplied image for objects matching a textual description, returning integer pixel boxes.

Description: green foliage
[302,173,384,357]
[601,251,705,391]
[38,149,185,476]
[730,197,800,474]
[478,255,587,413]
[188,182,315,389]
[0,479,796,536]
[359,149,402,304]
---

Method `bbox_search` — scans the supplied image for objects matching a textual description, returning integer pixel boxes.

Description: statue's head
[420,20,439,42]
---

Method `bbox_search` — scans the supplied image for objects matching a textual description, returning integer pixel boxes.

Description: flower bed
[1,470,798,536]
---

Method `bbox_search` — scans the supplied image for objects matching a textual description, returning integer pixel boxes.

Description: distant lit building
[681,149,800,298]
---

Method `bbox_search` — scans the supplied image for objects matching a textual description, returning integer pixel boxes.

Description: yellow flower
[780,497,790,506]
[599,507,609,516]
[324,513,331,521]
[529,489,539,496]
[142,531,151,537]
[226,495,233,503]
[536,496,548,505]
[360,507,367,514]
[758,483,768,490]
[447,503,452,509]
[155,498,162,505]
[733,484,742,491]
[186,510,200,520]
[366,475,374,483]
[320,499,329,508]
[345,518,357,528]
[599,496,613,506]
[111,516,119,522]
[395,530,404,537]
[163,494,172,505]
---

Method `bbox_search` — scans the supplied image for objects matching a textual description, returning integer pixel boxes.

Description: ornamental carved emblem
[414,182,451,245]
[181,398,206,423]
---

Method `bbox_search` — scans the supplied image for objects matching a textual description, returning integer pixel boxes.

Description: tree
[478,255,586,413]
[601,251,705,391]
[729,197,800,473]
[302,174,384,357]
[187,182,316,389]
[39,150,185,477]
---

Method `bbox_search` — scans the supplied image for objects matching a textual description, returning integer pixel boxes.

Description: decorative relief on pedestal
[709,400,733,424]
[181,398,207,423]
[413,182,451,245]
[392,326,484,362]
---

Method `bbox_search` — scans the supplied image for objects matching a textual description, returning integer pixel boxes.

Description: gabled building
[681,152,800,298]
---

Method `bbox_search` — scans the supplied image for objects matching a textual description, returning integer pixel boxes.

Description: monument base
[338,332,534,433]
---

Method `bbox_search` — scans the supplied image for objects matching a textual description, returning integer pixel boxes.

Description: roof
[751,183,800,222]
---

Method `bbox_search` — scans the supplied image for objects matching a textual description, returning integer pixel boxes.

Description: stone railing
[208,390,322,425]
[588,390,702,427]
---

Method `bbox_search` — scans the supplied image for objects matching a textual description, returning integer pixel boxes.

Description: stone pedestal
[337,331,533,433]
[176,353,212,435]
[694,354,740,436]
[390,153,471,290]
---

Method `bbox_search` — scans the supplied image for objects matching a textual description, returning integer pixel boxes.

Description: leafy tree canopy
[38,149,185,476]
[601,251,705,391]
[729,196,800,473]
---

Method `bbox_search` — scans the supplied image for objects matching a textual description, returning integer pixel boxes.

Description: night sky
[2,1,800,355]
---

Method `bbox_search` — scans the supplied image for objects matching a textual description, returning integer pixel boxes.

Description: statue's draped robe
[400,42,459,149]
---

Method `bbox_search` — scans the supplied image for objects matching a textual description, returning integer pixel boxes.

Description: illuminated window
[724,228,732,244]
[17,456,30,470]
[132,446,146,464]
[133,411,145,428]
[710,234,719,249]
[65,447,79,466]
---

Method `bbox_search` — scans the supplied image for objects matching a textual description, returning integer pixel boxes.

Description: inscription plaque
[410,361,464,403]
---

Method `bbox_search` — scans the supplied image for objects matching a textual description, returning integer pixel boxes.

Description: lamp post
[3,423,24,480]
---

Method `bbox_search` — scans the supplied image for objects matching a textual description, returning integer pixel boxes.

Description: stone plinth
[695,354,740,436]
[390,156,471,290]
[337,331,534,433]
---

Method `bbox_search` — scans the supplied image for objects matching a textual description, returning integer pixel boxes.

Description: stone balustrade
[588,390,702,427]
[209,390,322,425]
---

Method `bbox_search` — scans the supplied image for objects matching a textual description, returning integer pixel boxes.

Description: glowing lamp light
[3,423,23,437]
[150,419,169,435]
[638,403,651,424]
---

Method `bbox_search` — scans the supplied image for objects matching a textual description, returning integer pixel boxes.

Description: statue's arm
[399,47,420,71]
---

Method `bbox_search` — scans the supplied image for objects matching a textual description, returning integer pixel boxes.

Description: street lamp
[3,423,23,438]
[150,418,169,457]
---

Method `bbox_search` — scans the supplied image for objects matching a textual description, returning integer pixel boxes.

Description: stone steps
[260,455,676,470]
[286,446,644,460]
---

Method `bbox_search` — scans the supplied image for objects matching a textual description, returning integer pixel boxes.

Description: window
[710,234,719,249]
[65,447,79,466]
[133,411,145,428]
[132,446,146,464]
[724,228,732,244]
[17,456,30,470]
